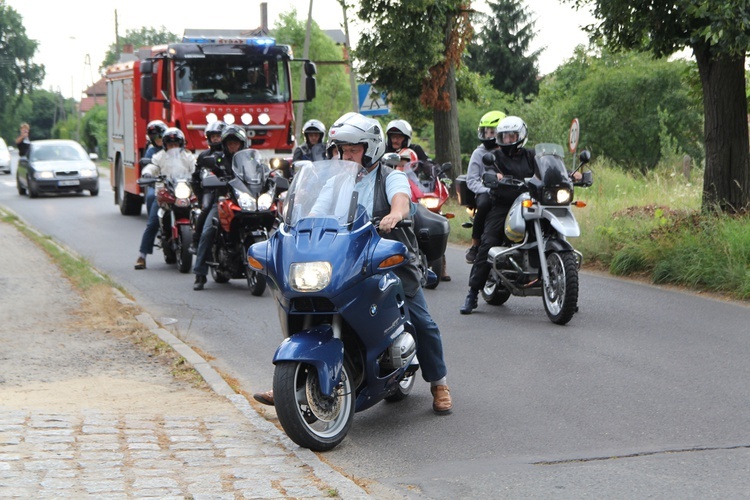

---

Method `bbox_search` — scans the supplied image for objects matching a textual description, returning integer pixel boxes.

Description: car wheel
[90,186,99,196]
[27,175,39,198]
[16,175,26,195]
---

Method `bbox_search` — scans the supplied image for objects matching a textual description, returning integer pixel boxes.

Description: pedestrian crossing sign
[358,84,389,116]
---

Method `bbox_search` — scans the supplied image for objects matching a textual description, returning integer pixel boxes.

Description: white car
[0,137,11,174]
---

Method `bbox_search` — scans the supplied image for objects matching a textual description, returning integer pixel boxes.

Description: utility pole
[114,9,120,61]
[294,0,314,142]
[340,0,359,113]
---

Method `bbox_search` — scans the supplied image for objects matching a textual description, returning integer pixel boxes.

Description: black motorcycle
[201,149,287,295]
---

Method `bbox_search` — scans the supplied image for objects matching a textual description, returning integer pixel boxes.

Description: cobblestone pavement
[0,214,369,499]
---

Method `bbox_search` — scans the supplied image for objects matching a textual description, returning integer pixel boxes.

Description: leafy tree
[355,0,473,169]
[100,26,179,71]
[0,2,45,139]
[571,0,750,213]
[80,105,108,157]
[272,10,352,133]
[466,0,541,97]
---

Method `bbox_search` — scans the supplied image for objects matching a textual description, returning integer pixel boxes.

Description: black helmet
[205,120,227,151]
[221,125,248,157]
[146,120,167,144]
[162,127,185,148]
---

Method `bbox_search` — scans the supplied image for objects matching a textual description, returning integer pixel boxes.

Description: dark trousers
[471,193,492,241]
[192,191,216,244]
[468,205,509,291]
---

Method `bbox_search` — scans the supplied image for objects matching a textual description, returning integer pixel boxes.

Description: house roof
[83,78,107,97]
[80,95,106,114]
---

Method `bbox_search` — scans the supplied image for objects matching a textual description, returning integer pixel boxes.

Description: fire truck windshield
[174,57,290,104]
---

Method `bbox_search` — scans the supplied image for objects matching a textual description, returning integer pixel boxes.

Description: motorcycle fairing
[272,324,344,397]
[541,207,580,237]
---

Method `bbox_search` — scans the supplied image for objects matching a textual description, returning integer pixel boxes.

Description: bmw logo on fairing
[370,304,378,316]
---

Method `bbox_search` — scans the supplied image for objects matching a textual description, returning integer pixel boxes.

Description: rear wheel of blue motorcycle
[543,251,579,325]
[482,277,511,306]
[273,361,355,452]
[177,225,193,273]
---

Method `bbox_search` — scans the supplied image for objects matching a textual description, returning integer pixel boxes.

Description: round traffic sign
[569,118,580,153]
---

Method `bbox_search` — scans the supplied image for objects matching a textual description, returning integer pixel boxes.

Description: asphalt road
[2,155,749,499]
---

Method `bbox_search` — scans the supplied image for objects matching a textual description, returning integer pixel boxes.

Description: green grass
[443,156,750,301]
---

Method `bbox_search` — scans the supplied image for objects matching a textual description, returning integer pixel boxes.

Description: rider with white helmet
[384,118,429,162]
[293,119,327,163]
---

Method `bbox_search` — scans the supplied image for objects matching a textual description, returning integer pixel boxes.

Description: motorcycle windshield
[232,149,269,194]
[161,151,192,183]
[283,160,368,227]
[534,143,570,185]
[403,160,437,194]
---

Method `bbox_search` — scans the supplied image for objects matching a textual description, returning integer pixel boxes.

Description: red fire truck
[106,29,316,215]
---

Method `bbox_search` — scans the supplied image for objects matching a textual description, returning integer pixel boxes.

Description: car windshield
[283,160,368,227]
[30,143,88,162]
[174,56,290,104]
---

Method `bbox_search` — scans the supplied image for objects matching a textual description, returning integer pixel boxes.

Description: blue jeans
[406,288,448,383]
[193,203,218,276]
[139,187,160,255]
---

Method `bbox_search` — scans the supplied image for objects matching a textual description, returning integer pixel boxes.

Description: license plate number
[58,180,80,186]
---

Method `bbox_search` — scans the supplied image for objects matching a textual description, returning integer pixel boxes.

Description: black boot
[193,274,207,291]
[460,290,478,315]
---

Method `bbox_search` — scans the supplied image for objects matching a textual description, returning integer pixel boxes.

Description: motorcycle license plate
[58,180,80,186]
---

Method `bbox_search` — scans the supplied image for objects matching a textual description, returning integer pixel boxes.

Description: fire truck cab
[107,29,316,215]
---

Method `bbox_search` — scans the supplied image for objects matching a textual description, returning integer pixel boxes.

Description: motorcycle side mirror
[202,155,217,169]
[274,176,289,192]
[382,152,400,168]
[438,162,452,177]
[482,152,496,166]
[482,171,499,188]
[579,150,591,165]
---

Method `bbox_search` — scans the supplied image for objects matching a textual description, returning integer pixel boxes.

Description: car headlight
[419,197,440,210]
[237,191,257,211]
[542,187,572,205]
[290,261,332,292]
[35,171,55,179]
[258,192,273,211]
[79,168,98,178]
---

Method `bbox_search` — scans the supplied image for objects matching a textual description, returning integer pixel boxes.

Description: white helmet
[385,119,413,148]
[496,116,528,155]
[302,119,326,142]
[328,113,385,169]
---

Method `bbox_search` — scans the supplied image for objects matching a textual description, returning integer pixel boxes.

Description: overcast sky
[9,0,596,99]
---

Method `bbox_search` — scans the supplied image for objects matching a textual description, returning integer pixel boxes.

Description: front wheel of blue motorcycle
[273,361,355,452]
[543,251,579,325]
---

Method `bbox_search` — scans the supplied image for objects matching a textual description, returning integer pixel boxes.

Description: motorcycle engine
[381,331,416,371]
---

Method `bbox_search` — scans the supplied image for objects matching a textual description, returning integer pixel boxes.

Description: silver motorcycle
[480,143,592,325]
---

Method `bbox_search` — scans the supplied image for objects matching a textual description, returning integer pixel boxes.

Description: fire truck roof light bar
[182,36,276,47]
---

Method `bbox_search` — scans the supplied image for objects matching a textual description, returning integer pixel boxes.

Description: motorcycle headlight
[174,181,192,200]
[290,261,332,292]
[258,192,273,211]
[542,187,572,205]
[237,191,257,211]
[419,197,440,210]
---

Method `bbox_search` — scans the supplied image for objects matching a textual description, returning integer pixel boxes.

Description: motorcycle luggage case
[413,204,450,262]
[455,174,475,208]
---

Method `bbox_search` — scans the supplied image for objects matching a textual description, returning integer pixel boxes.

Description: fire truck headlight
[258,113,270,125]
[223,113,236,124]
[206,113,218,123]
[241,113,253,125]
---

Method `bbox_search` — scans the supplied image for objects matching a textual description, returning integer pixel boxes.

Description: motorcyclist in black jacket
[189,120,227,254]
[192,125,248,290]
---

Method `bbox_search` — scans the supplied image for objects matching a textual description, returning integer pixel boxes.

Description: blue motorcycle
[247,160,419,451]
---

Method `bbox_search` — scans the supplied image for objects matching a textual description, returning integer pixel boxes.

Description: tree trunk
[695,47,750,213]
[432,63,461,178]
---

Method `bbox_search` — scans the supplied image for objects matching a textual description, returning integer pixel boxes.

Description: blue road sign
[358,84,389,116]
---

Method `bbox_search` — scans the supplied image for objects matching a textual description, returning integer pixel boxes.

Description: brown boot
[253,390,274,406]
[431,385,453,414]
[134,257,146,270]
